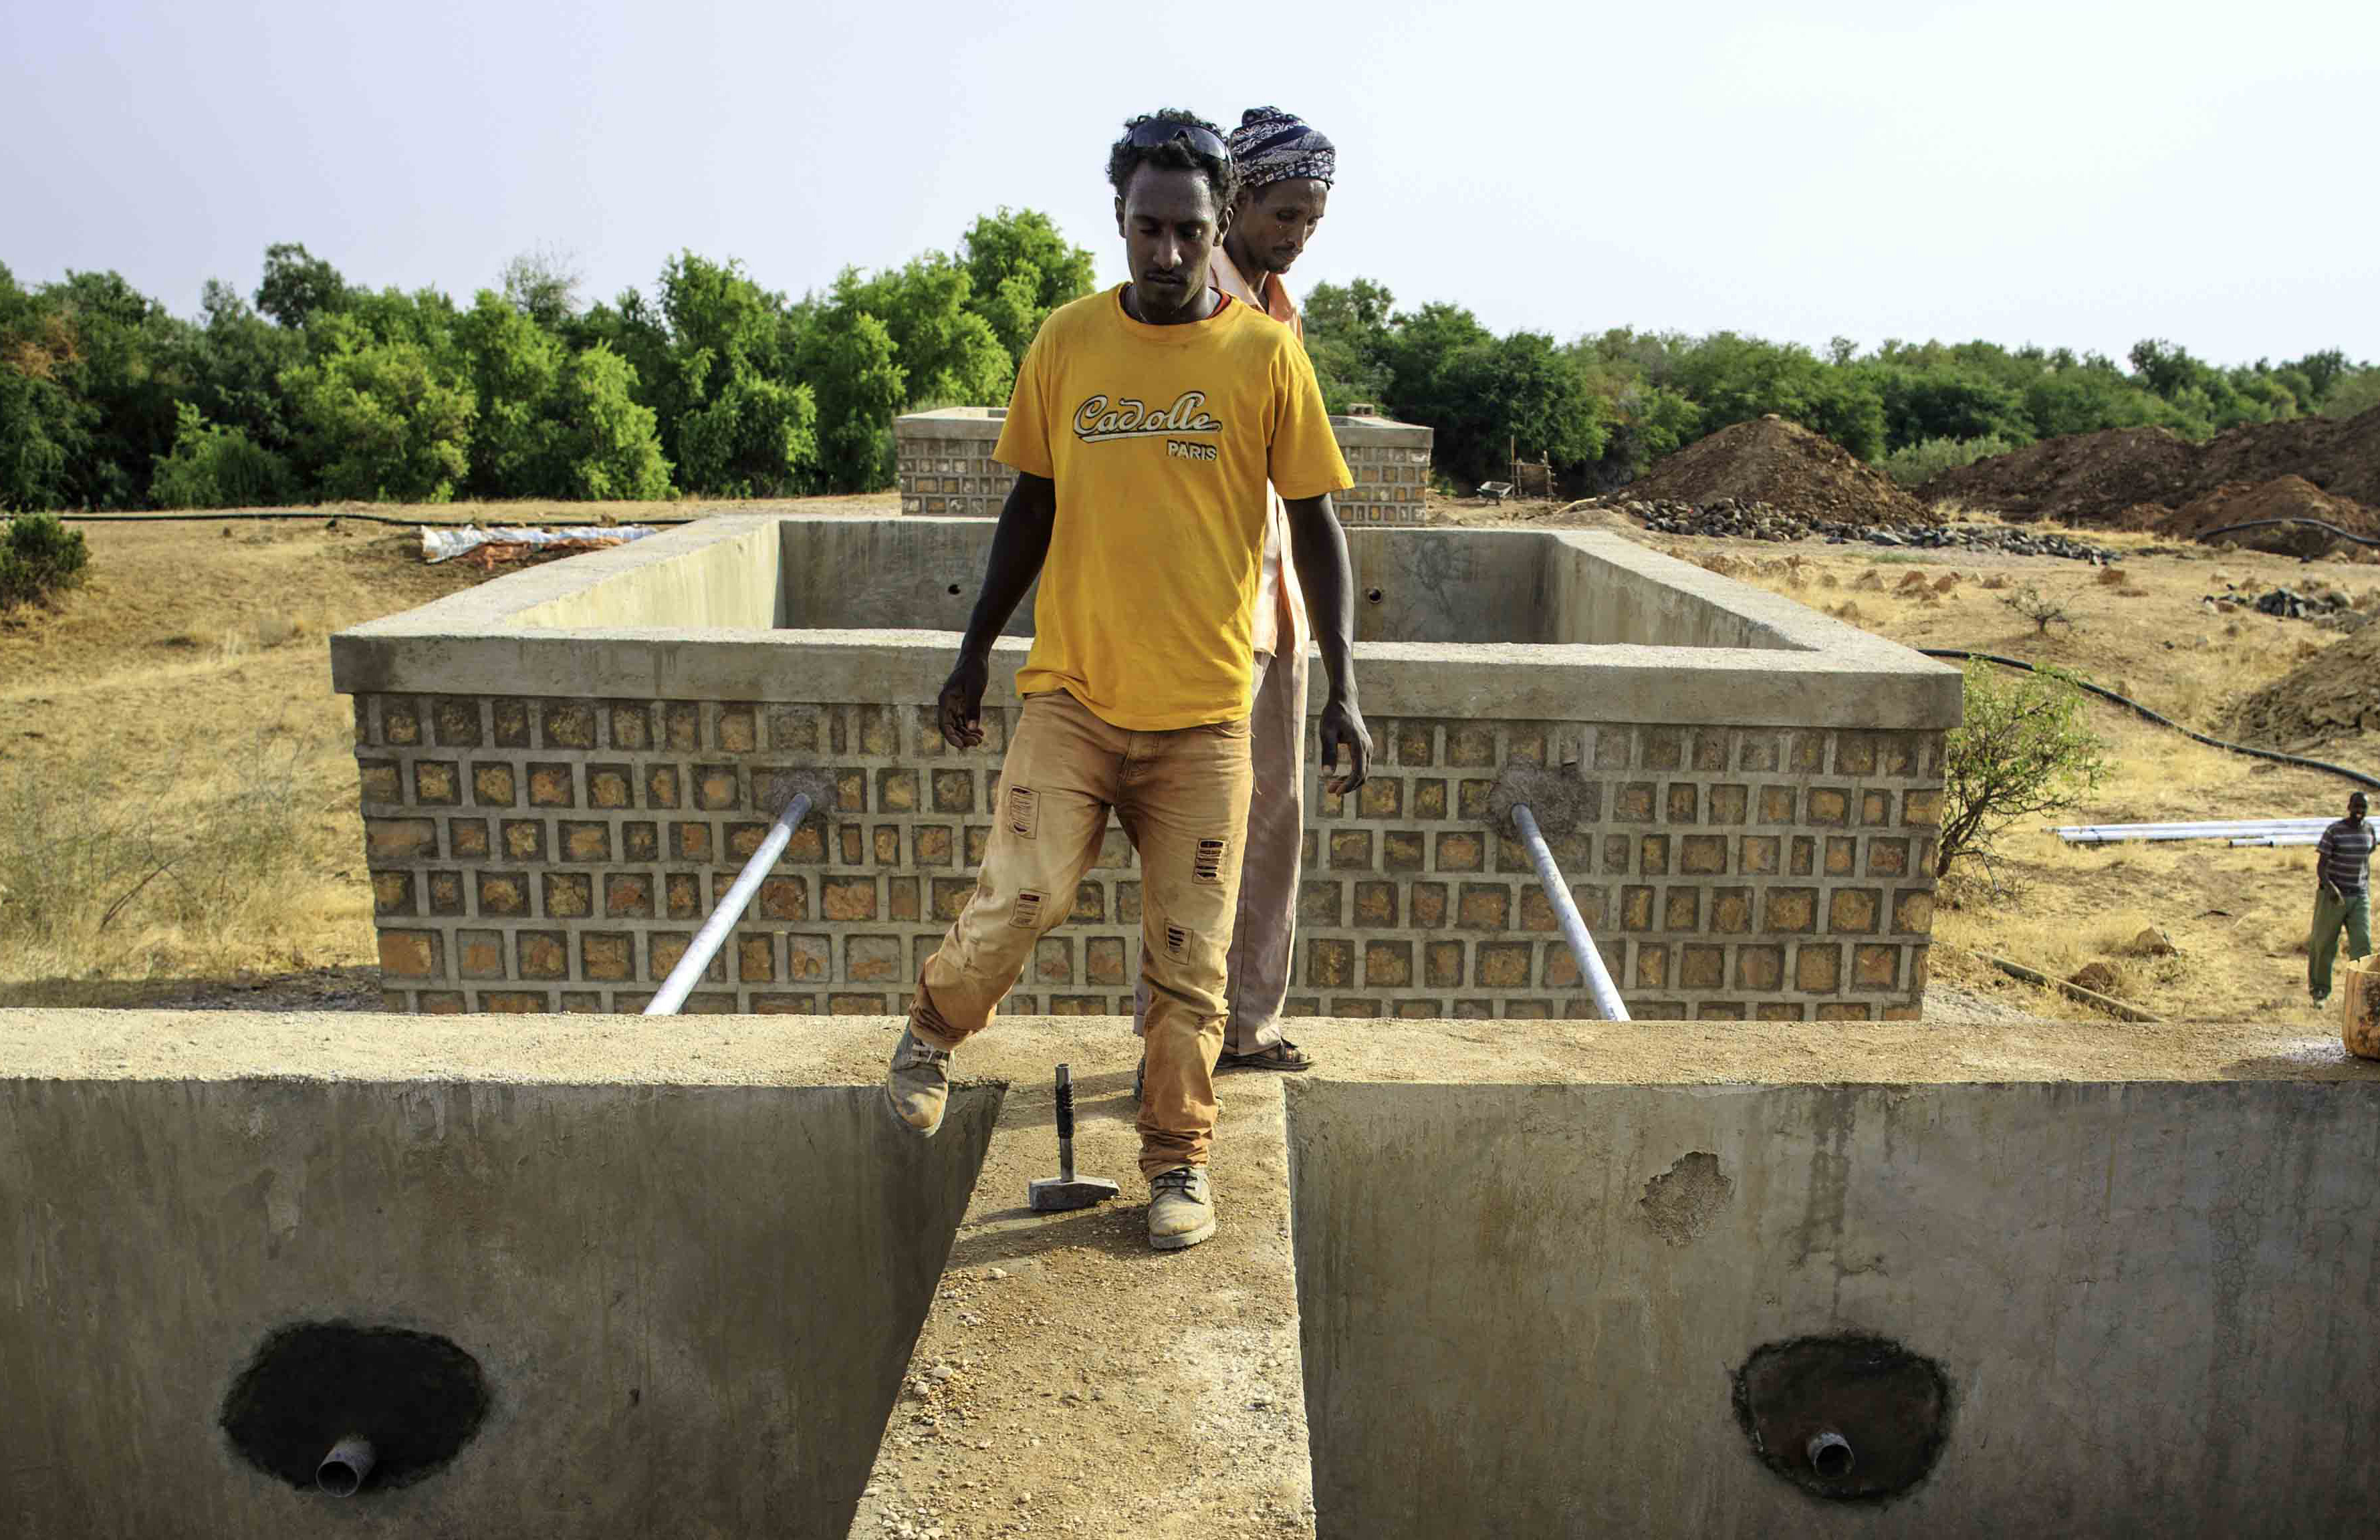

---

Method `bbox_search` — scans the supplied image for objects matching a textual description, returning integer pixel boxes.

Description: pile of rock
[2202,584,2366,629]
[1617,496,2121,564]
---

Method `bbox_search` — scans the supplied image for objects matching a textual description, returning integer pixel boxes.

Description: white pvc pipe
[2058,819,2327,846]
[1512,802,1630,1022]
[2056,819,2325,838]
[644,791,813,1017]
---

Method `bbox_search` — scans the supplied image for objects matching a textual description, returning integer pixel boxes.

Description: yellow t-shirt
[993,285,1351,731]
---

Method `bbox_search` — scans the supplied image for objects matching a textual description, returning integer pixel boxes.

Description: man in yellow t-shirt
[1130,106,1338,1081]
[884,109,1371,1254]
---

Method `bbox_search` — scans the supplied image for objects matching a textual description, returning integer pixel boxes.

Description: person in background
[2310,790,2373,1006]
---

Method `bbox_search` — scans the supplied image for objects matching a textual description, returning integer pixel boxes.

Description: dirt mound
[2224,622,2380,747]
[2201,407,2380,505]
[2159,476,2380,557]
[1919,426,2199,522]
[1921,405,2380,527]
[1622,414,1935,525]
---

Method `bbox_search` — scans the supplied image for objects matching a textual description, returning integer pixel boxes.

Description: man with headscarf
[1133,108,1339,1081]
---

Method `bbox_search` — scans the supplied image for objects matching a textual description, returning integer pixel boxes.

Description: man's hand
[1318,693,1371,794]
[938,654,990,749]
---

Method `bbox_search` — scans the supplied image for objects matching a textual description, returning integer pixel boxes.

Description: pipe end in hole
[1806,1429,1853,1481]
[316,1434,374,1496]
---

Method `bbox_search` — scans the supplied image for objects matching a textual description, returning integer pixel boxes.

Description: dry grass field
[1634,514,2380,1027]
[5,495,2375,1027]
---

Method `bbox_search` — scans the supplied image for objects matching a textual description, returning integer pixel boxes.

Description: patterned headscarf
[1227,107,1335,189]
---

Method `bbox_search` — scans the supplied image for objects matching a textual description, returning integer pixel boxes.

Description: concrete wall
[1288,1079,2380,1538]
[895,407,1435,526]
[0,1076,995,1537]
[332,519,1957,1019]
[501,519,784,630]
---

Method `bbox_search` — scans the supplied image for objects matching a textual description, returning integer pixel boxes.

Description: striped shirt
[2318,817,2375,893]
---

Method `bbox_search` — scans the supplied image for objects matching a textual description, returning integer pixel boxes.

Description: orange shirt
[1209,245,1309,657]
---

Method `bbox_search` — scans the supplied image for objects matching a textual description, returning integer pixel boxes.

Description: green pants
[2309,884,2371,1000]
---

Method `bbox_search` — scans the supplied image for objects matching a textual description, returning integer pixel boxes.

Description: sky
[5,0,2376,365]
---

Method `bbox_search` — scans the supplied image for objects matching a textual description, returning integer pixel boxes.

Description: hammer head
[1029,1176,1120,1212]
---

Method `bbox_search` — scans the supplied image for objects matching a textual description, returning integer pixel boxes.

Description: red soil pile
[1621,414,1933,525]
[2158,477,2380,557]
[1921,406,2380,531]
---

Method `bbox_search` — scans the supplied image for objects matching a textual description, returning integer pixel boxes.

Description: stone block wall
[354,688,1940,1020]
[895,409,1432,525]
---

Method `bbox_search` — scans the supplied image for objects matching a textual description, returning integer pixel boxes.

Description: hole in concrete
[946,583,961,596]
[1638,1150,1734,1245]
[1733,1333,1949,1502]
[1364,586,1383,604]
[219,1321,490,1492]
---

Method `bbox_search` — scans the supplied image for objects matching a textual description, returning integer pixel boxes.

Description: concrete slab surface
[5,1011,2377,1537]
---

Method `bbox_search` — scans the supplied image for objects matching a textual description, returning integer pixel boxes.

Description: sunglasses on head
[1122,119,1230,162]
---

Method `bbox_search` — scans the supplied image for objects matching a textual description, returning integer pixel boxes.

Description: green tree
[839,256,1011,409]
[960,208,1094,366]
[593,253,817,497]
[456,290,566,496]
[797,307,907,491]
[0,263,88,511]
[174,279,304,460]
[1653,332,1885,459]
[550,346,671,500]
[2322,369,2380,420]
[254,241,350,329]
[455,291,671,500]
[1303,279,1395,411]
[37,270,191,508]
[499,247,583,330]
[281,313,475,501]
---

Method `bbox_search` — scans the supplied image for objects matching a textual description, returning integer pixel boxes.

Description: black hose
[1921,647,2380,790]
[2193,517,2380,549]
[25,509,703,527]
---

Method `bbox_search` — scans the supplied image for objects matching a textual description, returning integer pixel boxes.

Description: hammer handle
[1053,1064,1076,1180]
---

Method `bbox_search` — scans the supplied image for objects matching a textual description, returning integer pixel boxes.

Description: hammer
[1028,1065,1118,1211]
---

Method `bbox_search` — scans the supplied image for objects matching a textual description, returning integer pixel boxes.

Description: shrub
[1883,433,2016,488]
[1937,660,2107,878]
[0,511,89,610]
[149,402,297,508]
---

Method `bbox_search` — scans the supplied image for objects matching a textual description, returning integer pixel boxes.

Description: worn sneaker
[1147,1164,1216,1251]
[1218,1038,1314,1073]
[885,1028,951,1137]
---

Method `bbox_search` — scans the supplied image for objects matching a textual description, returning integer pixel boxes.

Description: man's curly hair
[1106,109,1240,211]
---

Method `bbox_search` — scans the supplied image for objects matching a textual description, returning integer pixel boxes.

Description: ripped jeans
[908,689,1254,1176]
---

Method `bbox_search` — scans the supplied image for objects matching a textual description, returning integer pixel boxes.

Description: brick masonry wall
[896,420,1431,525]
[355,692,1941,1021]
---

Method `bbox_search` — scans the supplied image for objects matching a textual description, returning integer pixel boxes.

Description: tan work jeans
[909,690,1254,1176]
[1133,647,1306,1053]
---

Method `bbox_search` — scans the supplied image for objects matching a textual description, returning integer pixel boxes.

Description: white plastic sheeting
[419,525,658,563]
